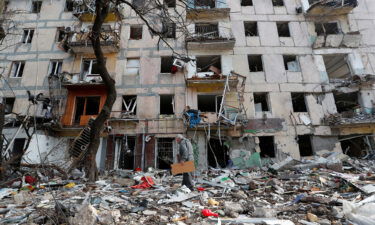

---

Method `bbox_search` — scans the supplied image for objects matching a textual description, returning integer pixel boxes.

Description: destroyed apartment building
[1,0,375,173]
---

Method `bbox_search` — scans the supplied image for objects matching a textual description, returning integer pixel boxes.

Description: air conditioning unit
[173,58,185,68]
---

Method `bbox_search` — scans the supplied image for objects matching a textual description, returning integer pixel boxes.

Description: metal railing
[187,25,234,41]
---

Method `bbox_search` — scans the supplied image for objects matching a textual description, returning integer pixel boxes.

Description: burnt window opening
[248,55,263,72]
[272,0,284,6]
[11,61,25,78]
[196,56,221,73]
[277,22,290,37]
[283,55,300,71]
[194,0,215,8]
[195,23,219,38]
[315,22,340,36]
[74,96,100,124]
[198,95,222,113]
[160,95,174,115]
[65,0,74,12]
[166,0,176,8]
[119,136,136,169]
[162,23,176,38]
[298,135,313,157]
[157,138,174,169]
[3,97,15,114]
[333,92,359,113]
[208,139,229,168]
[56,27,67,42]
[241,0,253,6]
[22,29,34,43]
[161,56,174,73]
[244,22,258,36]
[130,26,143,40]
[11,138,26,166]
[254,93,269,112]
[340,135,374,158]
[125,58,140,76]
[122,95,137,115]
[259,136,275,158]
[322,55,351,79]
[32,1,42,13]
[291,93,307,112]
[49,60,63,75]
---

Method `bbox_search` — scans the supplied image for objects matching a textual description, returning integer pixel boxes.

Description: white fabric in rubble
[342,194,375,225]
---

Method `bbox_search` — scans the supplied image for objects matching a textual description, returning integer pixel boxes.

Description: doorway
[207,138,229,168]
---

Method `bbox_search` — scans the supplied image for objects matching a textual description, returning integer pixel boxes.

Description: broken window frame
[125,58,140,76]
[49,60,63,76]
[241,0,253,6]
[248,55,263,72]
[3,97,15,114]
[196,55,222,73]
[21,29,34,44]
[56,27,67,42]
[322,54,352,80]
[65,0,74,12]
[253,92,270,112]
[244,21,258,37]
[272,0,284,7]
[291,93,308,113]
[197,94,223,113]
[315,22,341,36]
[276,22,291,37]
[122,95,137,115]
[162,23,176,39]
[130,25,143,40]
[283,55,300,72]
[11,61,25,78]
[73,96,101,124]
[31,1,42,13]
[81,58,103,79]
[160,94,175,115]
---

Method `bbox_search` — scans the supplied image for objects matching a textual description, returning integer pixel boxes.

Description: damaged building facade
[1,0,375,172]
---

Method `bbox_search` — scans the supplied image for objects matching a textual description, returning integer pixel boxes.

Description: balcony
[72,0,120,22]
[301,0,358,18]
[313,32,361,49]
[187,0,230,20]
[64,29,120,54]
[59,72,104,87]
[186,24,235,50]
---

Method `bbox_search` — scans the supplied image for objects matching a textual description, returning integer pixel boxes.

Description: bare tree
[83,0,194,180]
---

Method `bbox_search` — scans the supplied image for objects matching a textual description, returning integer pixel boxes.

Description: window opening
[198,95,222,113]
[315,22,340,35]
[32,1,42,13]
[119,136,136,169]
[162,23,176,38]
[298,135,313,157]
[333,92,359,113]
[65,0,74,12]
[161,56,174,73]
[248,55,263,72]
[22,29,34,43]
[196,56,221,73]
[322,54,351,79]
[254,93,269,112]
[208,138,229,168]
[259,136,275,158]
[130,26,143,40]
[244,21,258,36]
[241,0,253,6]
[74,96,100,124]
[125,58,140,76]
[11,61,25,78]
[291,93,307,112]
[277,22,290,37]
[122,95,137,115]
[283,55,300,71]
[160,95,174,115]
[272,0,284,6]
[49,60,62,76]
[4,97,15,114]
[166,0,176,8]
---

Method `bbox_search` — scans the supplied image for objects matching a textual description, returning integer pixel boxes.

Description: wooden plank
[171,161,195,175]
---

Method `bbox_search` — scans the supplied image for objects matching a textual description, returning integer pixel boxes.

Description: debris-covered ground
[1,152,375,225]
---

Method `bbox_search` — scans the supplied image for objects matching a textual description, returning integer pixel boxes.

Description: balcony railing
[64,30,120,54]
[72,0,120,22]
[186,26,235,50]
[301,0,358,18]
[59,72,103,86]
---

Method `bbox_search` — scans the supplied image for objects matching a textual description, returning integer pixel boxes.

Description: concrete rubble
[0,153,374,225]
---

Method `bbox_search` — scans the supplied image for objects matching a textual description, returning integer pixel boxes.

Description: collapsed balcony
[71,0,121,22]
[186,0,230,20]
[186,24,235,50]
[301,0,358,18]
[63,27,120,54]
[313,22,361,48]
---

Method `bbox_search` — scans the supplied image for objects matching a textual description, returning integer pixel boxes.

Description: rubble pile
[1,153,375,225]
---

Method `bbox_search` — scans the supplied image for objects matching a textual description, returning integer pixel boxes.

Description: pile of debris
[1,152,375,225]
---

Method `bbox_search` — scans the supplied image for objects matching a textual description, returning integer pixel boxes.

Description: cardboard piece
[171,161,195,175]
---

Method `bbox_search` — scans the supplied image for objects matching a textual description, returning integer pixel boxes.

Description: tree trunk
[0,102,4,180]
[84,0,117,181]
